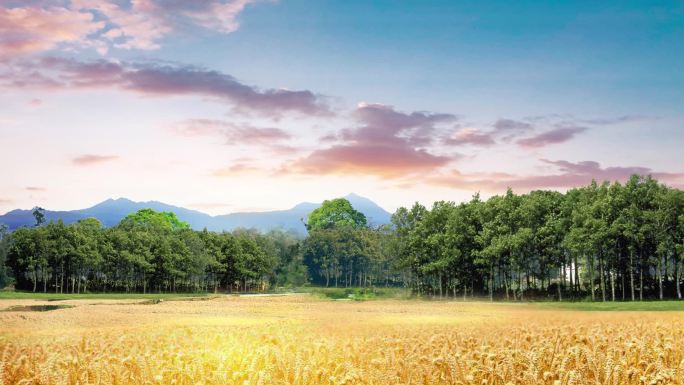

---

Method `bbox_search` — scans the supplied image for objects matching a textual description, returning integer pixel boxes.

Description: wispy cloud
[425,159,684,192]
[25,186,47,192]
[492,118,533,132]
[212,162,264,177]
[444,127,495,146]
[2,58,331,116]
[72,154,119,166]
[171,119,297,156]
[517,125,588,148]
[576,115,658,125]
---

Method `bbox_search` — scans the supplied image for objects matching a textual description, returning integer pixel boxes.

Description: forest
[1,174,683,301]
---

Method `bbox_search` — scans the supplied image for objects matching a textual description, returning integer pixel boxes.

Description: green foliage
[392,175,684,301]
[32,207,45,227]
[306,198,367,231]
[537,300,684,312]
[3,175,684,302]
[0,292,212,300]
[122,208,190,230]
[309,287,410,301]
[301,226,393,288]
[4,210,293,294]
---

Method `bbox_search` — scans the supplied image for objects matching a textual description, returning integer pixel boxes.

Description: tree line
[0,174,683,301]
[0,209,305,294]
[392,175,684,301]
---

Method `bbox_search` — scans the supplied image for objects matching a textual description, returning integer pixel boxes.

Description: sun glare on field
[1,297,684,385]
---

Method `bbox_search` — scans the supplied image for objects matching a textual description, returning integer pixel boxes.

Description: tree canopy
[2,176,684,301]
[306,198,367,231]
[122,208,190,230]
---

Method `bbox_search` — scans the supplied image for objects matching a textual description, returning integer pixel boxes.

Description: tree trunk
[629,250,635,301]
[489,265,494,302]
[658,255,664,300]
[557,266,563,301]
[561,261,566,300]
[588,254,595,301]
[639,255,643,301]
[574,255,580,296]
[599,253,606,302]
[438,273,443,299]
[677,260,682,300]
[503,266,510,301]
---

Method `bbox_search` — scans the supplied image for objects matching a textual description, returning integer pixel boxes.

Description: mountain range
[0,193,392,234]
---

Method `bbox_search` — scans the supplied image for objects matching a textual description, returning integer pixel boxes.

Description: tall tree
[306,198,367,231]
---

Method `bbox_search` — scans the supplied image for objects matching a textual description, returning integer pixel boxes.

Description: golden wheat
[1,297,683,385]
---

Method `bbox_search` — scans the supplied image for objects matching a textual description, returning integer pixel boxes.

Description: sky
[1,0,683,215]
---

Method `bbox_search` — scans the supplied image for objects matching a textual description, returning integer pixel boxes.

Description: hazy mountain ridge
[0,194,391,234]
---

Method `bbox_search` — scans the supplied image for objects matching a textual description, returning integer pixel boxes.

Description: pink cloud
[0,5,105,58]
[0,1,261,57]
[25,186,47,192]
[426,159,684,192]
[517,126,587,148]
[290,103,457,177]
[292,144,451,177]
[212,162,263,177]
[3,58,331,115]
[354,102,456,132]
[72,154,119,166]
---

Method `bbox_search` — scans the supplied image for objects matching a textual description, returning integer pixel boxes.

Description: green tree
[32,207,45,227]
[306,198,367,231]
[123,208,190,230]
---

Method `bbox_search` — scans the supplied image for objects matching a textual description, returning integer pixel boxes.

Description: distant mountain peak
[345,192,362,198]
[0,195,392,233]
[98,197,134,205]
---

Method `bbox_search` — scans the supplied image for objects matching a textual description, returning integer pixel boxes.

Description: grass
[4,288,684,311]
[303,286,413,301]
[535,299,684,311]
[0,291,213,301]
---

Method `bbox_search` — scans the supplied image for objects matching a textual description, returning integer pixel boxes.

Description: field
[2,296,684,385]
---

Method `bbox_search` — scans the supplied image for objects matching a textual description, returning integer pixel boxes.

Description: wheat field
[1,296,683,385]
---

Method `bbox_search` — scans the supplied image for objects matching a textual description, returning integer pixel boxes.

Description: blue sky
[0,0,683,214]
